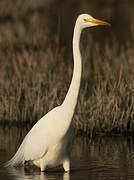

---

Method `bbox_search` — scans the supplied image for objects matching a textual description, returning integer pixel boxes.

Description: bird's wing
[23,106,60,161]
[24,128,48,161]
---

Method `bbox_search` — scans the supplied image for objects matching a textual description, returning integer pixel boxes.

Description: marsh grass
[0,34,134,136]
[74,40,134,136]
[0,1,134,135]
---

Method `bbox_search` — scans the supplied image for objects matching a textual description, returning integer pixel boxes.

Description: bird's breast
[44,141,66,167]
[42,126,74,168]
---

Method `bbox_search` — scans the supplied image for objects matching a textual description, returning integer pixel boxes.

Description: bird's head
[76,14,111,30]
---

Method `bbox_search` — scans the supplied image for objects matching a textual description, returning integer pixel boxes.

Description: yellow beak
[85,17,111,26]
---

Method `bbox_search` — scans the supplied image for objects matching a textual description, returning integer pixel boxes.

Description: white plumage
[5,14,110,171]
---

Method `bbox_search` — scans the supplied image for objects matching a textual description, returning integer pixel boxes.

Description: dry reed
[0,1,134,136]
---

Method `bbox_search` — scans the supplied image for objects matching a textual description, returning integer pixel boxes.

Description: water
[1,127,134,180]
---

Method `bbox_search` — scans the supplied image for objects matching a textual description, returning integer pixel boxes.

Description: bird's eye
[84,18,88,23]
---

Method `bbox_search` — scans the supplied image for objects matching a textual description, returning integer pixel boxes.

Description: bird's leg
[63,158,70,172]
[40,158,46,172]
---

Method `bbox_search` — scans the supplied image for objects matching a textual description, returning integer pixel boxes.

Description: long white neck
[62,22,82,119]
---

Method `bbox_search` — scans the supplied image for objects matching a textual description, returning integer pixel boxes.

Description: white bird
[5,14,110,172]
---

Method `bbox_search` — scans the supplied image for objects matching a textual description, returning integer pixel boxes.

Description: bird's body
[5,14,110,171]
[25,106,74,171]
[6,106,74,171]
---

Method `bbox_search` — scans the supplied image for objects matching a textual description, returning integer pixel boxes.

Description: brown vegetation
[0,33,134,136]
[0,0,134,136]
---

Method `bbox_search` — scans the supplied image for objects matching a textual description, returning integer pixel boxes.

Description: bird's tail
[5,140,25,168]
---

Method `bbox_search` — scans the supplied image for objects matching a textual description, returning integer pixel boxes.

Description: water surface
[1,126,134,180]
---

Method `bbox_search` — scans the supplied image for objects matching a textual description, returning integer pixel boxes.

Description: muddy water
[1,126,134,180]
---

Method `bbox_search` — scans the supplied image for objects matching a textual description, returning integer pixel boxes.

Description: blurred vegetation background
[0,0,134,136]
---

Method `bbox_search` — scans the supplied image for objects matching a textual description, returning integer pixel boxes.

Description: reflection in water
[2,127,134,180]
[7,167,70,180]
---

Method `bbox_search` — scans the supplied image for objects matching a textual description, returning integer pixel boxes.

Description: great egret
[5,14,110,172]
